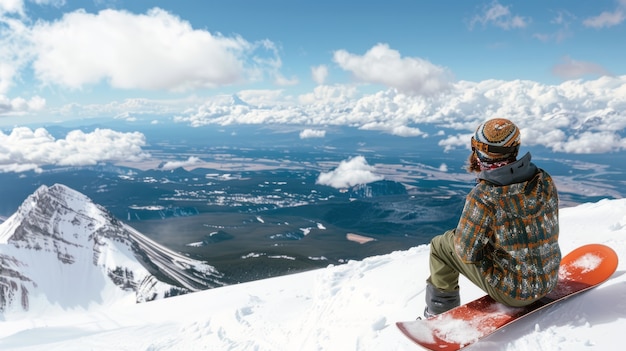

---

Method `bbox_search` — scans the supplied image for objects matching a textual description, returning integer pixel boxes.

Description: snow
[1,198,625,351]
[571,253,602,273]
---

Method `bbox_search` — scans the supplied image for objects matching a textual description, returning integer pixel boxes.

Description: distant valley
[0,163,465,284]
[0,124,623,285]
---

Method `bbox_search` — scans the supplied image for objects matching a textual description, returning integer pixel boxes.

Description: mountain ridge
[0,184,224,315]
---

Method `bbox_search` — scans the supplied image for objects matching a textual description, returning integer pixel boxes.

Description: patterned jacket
[454,153,561,301]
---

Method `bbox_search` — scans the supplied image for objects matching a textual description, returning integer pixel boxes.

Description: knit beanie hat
[471,118,520,163]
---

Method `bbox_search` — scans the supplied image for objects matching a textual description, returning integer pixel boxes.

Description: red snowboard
[396,243,619,350]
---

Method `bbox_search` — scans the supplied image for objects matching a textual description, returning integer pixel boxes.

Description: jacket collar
[477,152,537,186]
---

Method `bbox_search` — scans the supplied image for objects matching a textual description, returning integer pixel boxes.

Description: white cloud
[311,65,328,85]
[333,44,452,96]
[583,10,625,28]
[0,127,149,172]
[521,128,567,148]
[360,123,426,137]
[438,132,473,152]
[0,0,24,16]
[390,125,425,137]
[160,156,202,170]
[0,12,40,113]
[175,86,359,127]
[31,0,66,7]
[0,62,17,95]
[583,0,626,28]
[113,111,137,122]
[0,95,45,114]
[237,89,287,106]
[298,84,358,105]
[274,74,299,86]
[28,8,281,91]
[552,56,611,80]
[552,131,626,154]
[172,75,626,154]
[316,156,383,189]
[470,1,529,30]
[299,129,326,139]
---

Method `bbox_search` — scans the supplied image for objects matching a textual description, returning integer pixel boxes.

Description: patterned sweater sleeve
[454,186,493,264]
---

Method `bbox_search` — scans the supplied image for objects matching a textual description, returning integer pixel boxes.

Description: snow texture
[0,195,625,351]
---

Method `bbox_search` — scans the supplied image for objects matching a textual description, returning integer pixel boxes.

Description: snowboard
[396,243,619,351]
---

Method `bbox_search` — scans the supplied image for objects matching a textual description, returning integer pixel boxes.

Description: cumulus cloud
[0,62,17,95]
[0,0,25,16]
[298,84,358,105]
[0,10,48,114]
[316,156,383,189]
[311,65,328,85]
[160,156,202,170]
[333,44,452,96]
[362,124,425,137]
[470,1,529,30]
[237,89,286,106]
[274,74,299,86]
[25,8,282,92]
[0,6,287,114]
[551,131,626,154]
[175,86,359,127]
[0,127,149,173]
[52,96,204,121]
[173,75,626,154]
[438,132,473,152]
[0,95,45,114]
[299,129,326,139]
[435,77,626,153]
[552,56,611,80]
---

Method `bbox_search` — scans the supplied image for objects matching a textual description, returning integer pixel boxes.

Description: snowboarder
[424,118,561,318]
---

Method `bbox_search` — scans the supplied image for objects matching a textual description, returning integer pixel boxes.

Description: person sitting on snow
[424,118,561,318]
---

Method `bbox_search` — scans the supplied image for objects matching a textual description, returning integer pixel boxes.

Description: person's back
[424,118,561,318]
[456,155,561,301]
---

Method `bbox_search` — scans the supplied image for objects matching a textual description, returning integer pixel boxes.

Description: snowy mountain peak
[1,184,109,249]
[0,184,224,315]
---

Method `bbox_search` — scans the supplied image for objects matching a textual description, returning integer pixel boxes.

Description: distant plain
[1,123,623,284]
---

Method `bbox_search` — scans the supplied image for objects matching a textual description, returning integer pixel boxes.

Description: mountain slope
[0,184,224,314]
[0,197,623,350]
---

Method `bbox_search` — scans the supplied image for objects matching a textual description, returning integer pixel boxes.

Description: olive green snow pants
[427,229,538,307]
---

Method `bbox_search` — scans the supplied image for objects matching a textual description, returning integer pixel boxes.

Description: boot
[424,283,460,318]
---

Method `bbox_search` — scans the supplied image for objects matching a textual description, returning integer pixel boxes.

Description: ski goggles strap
[471,137,519,155]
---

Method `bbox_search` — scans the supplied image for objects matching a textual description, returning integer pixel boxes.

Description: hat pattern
[473,118,520,162]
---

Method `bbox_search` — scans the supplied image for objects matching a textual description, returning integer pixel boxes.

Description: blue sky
[4,1,625,100]
[0,0,626,172]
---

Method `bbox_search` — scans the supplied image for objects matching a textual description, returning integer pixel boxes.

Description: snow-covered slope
[0,196,624,350]
[0,184,224,316]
